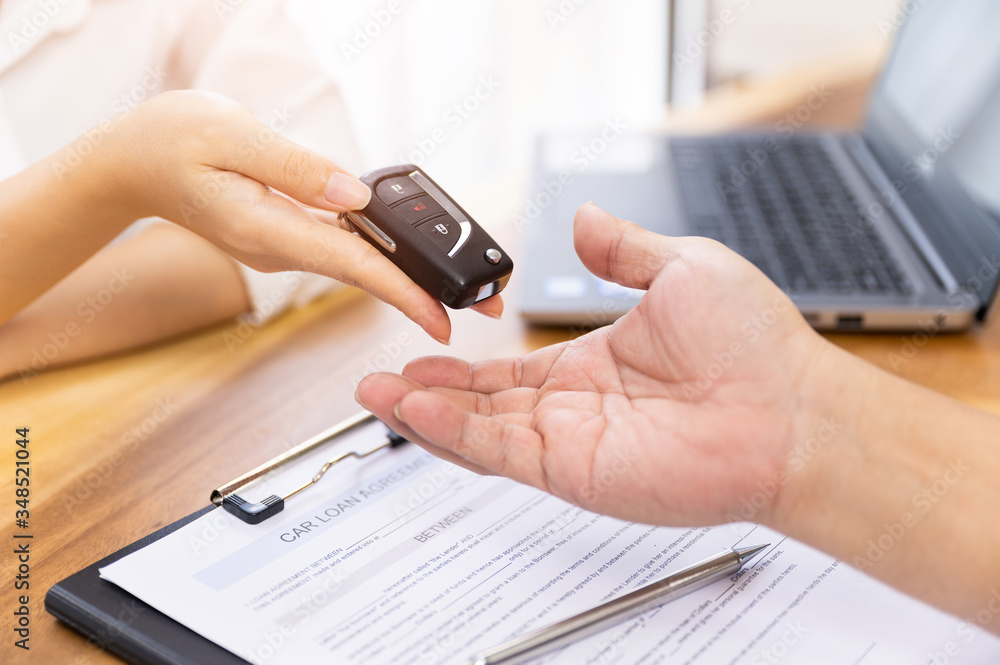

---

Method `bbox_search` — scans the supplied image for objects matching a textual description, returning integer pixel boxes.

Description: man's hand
[358,203,843,527]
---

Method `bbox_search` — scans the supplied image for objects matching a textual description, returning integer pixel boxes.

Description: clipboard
[45,412,407,665]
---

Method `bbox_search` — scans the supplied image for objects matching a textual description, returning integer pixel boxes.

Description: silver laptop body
[520,0,1000,332]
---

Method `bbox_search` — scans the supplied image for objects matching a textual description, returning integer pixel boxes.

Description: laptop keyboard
[672,137,913,296]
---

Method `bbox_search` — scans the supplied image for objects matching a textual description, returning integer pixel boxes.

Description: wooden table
[3,46,999,664]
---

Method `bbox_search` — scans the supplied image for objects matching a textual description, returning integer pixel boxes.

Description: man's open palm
[358,204,832,527]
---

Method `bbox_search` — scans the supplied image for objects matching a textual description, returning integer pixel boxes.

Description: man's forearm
[773,343,1000,628]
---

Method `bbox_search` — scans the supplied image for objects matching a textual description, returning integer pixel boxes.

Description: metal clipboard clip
[210,411,408,525]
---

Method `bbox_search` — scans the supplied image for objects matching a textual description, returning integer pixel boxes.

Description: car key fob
[344,165,513,309]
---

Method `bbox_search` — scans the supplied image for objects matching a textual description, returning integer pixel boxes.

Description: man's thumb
[573,202,677,290]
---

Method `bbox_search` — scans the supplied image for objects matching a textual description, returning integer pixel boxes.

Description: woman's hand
[1,90,500,339]
[106,90,503,340]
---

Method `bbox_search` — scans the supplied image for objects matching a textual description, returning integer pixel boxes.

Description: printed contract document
[102,445,1000,664]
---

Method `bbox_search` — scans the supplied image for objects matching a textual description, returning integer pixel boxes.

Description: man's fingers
[355,373,493,475]
[395,389,549,492]
[425,386,541,417]
[355,372,425,426]
[573,202,680,290]
[403,345,566,393]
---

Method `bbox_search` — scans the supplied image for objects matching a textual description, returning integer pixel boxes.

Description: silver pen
[467,543,770,665]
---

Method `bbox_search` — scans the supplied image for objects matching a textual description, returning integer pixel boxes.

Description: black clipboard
[45,506,250,665]
[45,412,404,665]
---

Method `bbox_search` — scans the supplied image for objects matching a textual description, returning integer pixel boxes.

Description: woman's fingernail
[484,311,502,320]
[433,335,451,346]
[325,172,371,209]
[393,403,406,423]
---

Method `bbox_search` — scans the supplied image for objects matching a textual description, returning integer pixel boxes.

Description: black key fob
[345,165,513,309]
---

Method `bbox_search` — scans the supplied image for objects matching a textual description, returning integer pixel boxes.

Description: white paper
[101,443,1000,664]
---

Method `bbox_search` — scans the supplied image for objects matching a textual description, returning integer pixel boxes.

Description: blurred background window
[707,0,903,86]
[287,0,903,191]
[288,0,667,189]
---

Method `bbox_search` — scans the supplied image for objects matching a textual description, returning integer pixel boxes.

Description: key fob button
[355,164,512,309]
[393,194,446,225]
[416,216,459,253]
[376,176,424,206]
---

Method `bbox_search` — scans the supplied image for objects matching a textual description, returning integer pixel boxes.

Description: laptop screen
[865,0,1000,316]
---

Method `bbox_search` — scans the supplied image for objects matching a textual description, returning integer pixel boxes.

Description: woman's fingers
[237,133,370,211]
[291,221,453,343]
[205,184,453,342]
[211,107,508,325]
[468,294,504,319]
[191,93,371,211]
[131,91,369,213]
[304,208,506,319]
[133,91,520,344]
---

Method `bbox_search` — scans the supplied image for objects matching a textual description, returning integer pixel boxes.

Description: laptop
[520,0,1000,331]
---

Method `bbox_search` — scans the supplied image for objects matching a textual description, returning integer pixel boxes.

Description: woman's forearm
[773,344,1000,624]
[0,223,249,383]
[0,129,133,323]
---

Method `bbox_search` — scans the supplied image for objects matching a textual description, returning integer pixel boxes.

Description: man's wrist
[764,340,881,548]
